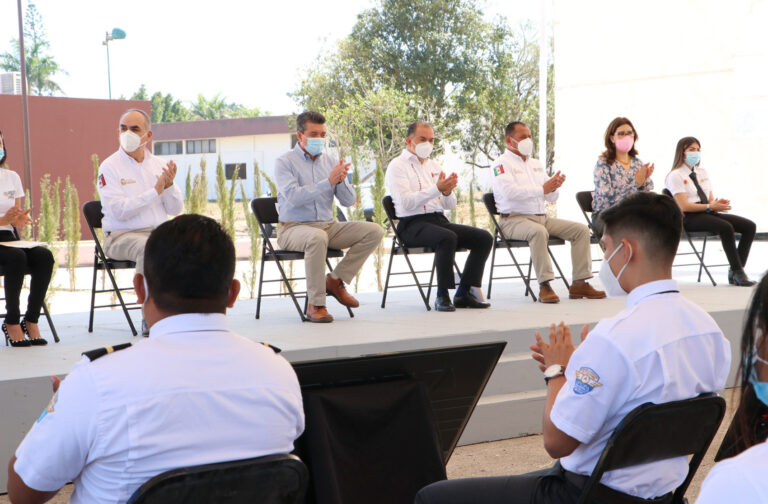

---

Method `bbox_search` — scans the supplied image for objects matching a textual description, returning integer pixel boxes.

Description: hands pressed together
[710,198,731,212]
[436,172,458,195]
[635,162,654,187]
[543,171,565,194]
[329,159,351,185]
[530,321,590,372]
[155,161,178,195]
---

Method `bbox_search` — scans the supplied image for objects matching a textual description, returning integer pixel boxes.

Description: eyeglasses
[615,131,635,138]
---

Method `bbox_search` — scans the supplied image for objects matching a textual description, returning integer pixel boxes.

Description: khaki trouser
[277,220,384,306]
[103,228,153,275]
[499,214,592,285]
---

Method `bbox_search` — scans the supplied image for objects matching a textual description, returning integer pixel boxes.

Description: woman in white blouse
[665,136,756,286]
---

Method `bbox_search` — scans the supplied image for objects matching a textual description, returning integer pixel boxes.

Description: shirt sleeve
[666,171,685,195]
[274,155,332,206]
[13,361,99,492]
[334,176,357,208]
[13,172,24,198]
[160,182,184,216]
[97,162,160,221]
[550,335,633,444]
[592,159,613,212]
[696,462,756,504]
[385,158,441,214]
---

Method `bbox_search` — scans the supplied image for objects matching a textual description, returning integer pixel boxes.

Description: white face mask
[414,141,433,159]
[120,130,147,153]
[599,241,633,297]
[512,137,534,157]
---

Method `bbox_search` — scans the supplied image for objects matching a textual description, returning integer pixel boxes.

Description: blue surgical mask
[304,137,325,156]
[0,148,5,160]
[750,350,768,406]
[685,152,701,167]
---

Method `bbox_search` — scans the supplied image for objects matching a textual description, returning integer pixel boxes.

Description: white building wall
[553,0,768,228]
[157,133,292,201]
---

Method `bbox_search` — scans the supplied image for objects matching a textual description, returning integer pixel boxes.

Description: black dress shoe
[453,291,491,309]
[434,294,456,312]
[731,270,756,287]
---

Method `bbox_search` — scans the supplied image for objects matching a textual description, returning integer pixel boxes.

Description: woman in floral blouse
[592,117,655,235]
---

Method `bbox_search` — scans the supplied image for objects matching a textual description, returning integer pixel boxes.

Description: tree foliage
[0,2,67,96]
[128,86,266,123]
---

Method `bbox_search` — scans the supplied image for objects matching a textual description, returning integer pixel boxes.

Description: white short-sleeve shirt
[13,313,305,504]
[550,279,731,499]
[0,168,24,232]
[696,439,768,503]
[490,149,557,215]
[665,165,713,204]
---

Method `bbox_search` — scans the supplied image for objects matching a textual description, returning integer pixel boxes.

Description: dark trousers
[397,213,493,290]
[683,212,756,271]
[0,231,54,324]
[414,462,674,504]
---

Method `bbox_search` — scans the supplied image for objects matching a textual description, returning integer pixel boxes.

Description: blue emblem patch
[36,390,59,423]
[574,367,603,395]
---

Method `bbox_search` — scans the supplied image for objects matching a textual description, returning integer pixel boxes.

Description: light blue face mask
[750,352,768,407]
[304,137,325,156]
[0,148,5,161]
[685,151,701,167]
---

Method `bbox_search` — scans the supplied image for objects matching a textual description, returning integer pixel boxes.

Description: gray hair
[120,108,152,132]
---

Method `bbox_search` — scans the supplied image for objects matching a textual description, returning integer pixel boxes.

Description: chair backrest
[481,192,499,216]
[382,195,397,226]
[578,393,726,504]
[127,453,308,504]
[251,197,279,239]
[575,191,595,231]
[82,200,104,231]
[662,188,674,199]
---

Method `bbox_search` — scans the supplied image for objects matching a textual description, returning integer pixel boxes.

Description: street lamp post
[103,28,126,99]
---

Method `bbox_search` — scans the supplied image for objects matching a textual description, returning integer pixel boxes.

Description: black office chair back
[382,195,398,227]
[482,192,499,216]
[82,200,104,231]
[578,393,726,504]
[127,453,308,504]
[662,188,674,199]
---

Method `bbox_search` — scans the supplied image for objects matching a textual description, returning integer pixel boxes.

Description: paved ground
[0,389,738,503]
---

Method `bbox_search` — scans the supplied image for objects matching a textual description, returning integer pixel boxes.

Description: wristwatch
[706,203,711,212]
[544,364,565,383]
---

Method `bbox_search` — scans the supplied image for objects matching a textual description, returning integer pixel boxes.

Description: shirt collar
[626,279,679,308]
[149,313,229,338]
[504,148,525,162]
[401,148,421,164]
[118,147,148,165]
[294,142,320,161]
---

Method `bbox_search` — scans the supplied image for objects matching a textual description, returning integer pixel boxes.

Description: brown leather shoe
[326,274,360,308]
[569,281,607,300]
[538,283,560,304]
[305,304,334,323]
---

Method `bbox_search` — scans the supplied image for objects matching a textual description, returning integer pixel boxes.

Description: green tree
[0,2,66,96]
[63,176,80,291]
[214,155,237,241]
[191,93,266,120]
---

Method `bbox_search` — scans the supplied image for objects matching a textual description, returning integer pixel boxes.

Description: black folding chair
[380,195,463,311]
[482,193,569,302]
[82,201,139,336]
[127,453,308,504]
[575,191,604,273]
[0,263,59,344]
[577,393,726,504]
[251,197,353,322]
[661,189,729,286]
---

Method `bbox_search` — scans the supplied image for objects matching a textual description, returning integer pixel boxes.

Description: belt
[562,470,674,504]
[499,213,545,218]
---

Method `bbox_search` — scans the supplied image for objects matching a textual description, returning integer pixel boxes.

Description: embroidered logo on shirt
[574,367,603,395]
[98,174,107,187]
[3,190,16,199]
[120,178,137,185]
[493,165,505,176]
[683,179,688,184]
[36,391,59,423]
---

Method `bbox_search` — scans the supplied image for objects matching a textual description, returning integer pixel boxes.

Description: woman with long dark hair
[697,273,768,501]
[665,136,756,286]
[0,130,53,347]
[592,117,655,235]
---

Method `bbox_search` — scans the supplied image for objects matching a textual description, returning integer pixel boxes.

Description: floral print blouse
[592,156,654,213]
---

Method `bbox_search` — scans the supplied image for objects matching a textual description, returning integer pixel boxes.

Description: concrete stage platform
[0,275,752,492]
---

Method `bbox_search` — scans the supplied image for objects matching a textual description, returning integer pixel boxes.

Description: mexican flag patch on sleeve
[493,165,505,176]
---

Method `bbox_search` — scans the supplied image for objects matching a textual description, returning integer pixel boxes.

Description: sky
[0,0,542,115]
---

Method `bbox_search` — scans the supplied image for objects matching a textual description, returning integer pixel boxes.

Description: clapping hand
[543,171,565,194]
[11,208,32,229]
[711,199,731,212]
[329,159,351,185]
[436,172,458,195]
[635,162,654,186]
[163,161,177,189]
[530,322,589,372]
[0,206,21,226]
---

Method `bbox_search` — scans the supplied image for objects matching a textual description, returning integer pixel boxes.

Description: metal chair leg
[89,255,98,333]
[687,234,716,286]
[41,301,59,343]
[255,249,267,320]
[104,264,138,336]
[487,233,498,299]
[381,242,397,308]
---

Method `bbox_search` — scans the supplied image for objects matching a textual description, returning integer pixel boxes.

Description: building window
[225,163,246,180]
[153,141,183,155]
[186,139,216,154]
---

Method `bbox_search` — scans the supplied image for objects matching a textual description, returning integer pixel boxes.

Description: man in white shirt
[385,121,493,311]
[491,121,604,303]
[415,192,731,504]
[696,439,768,503]
[7,214,304,504]
[97,108,184,276]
